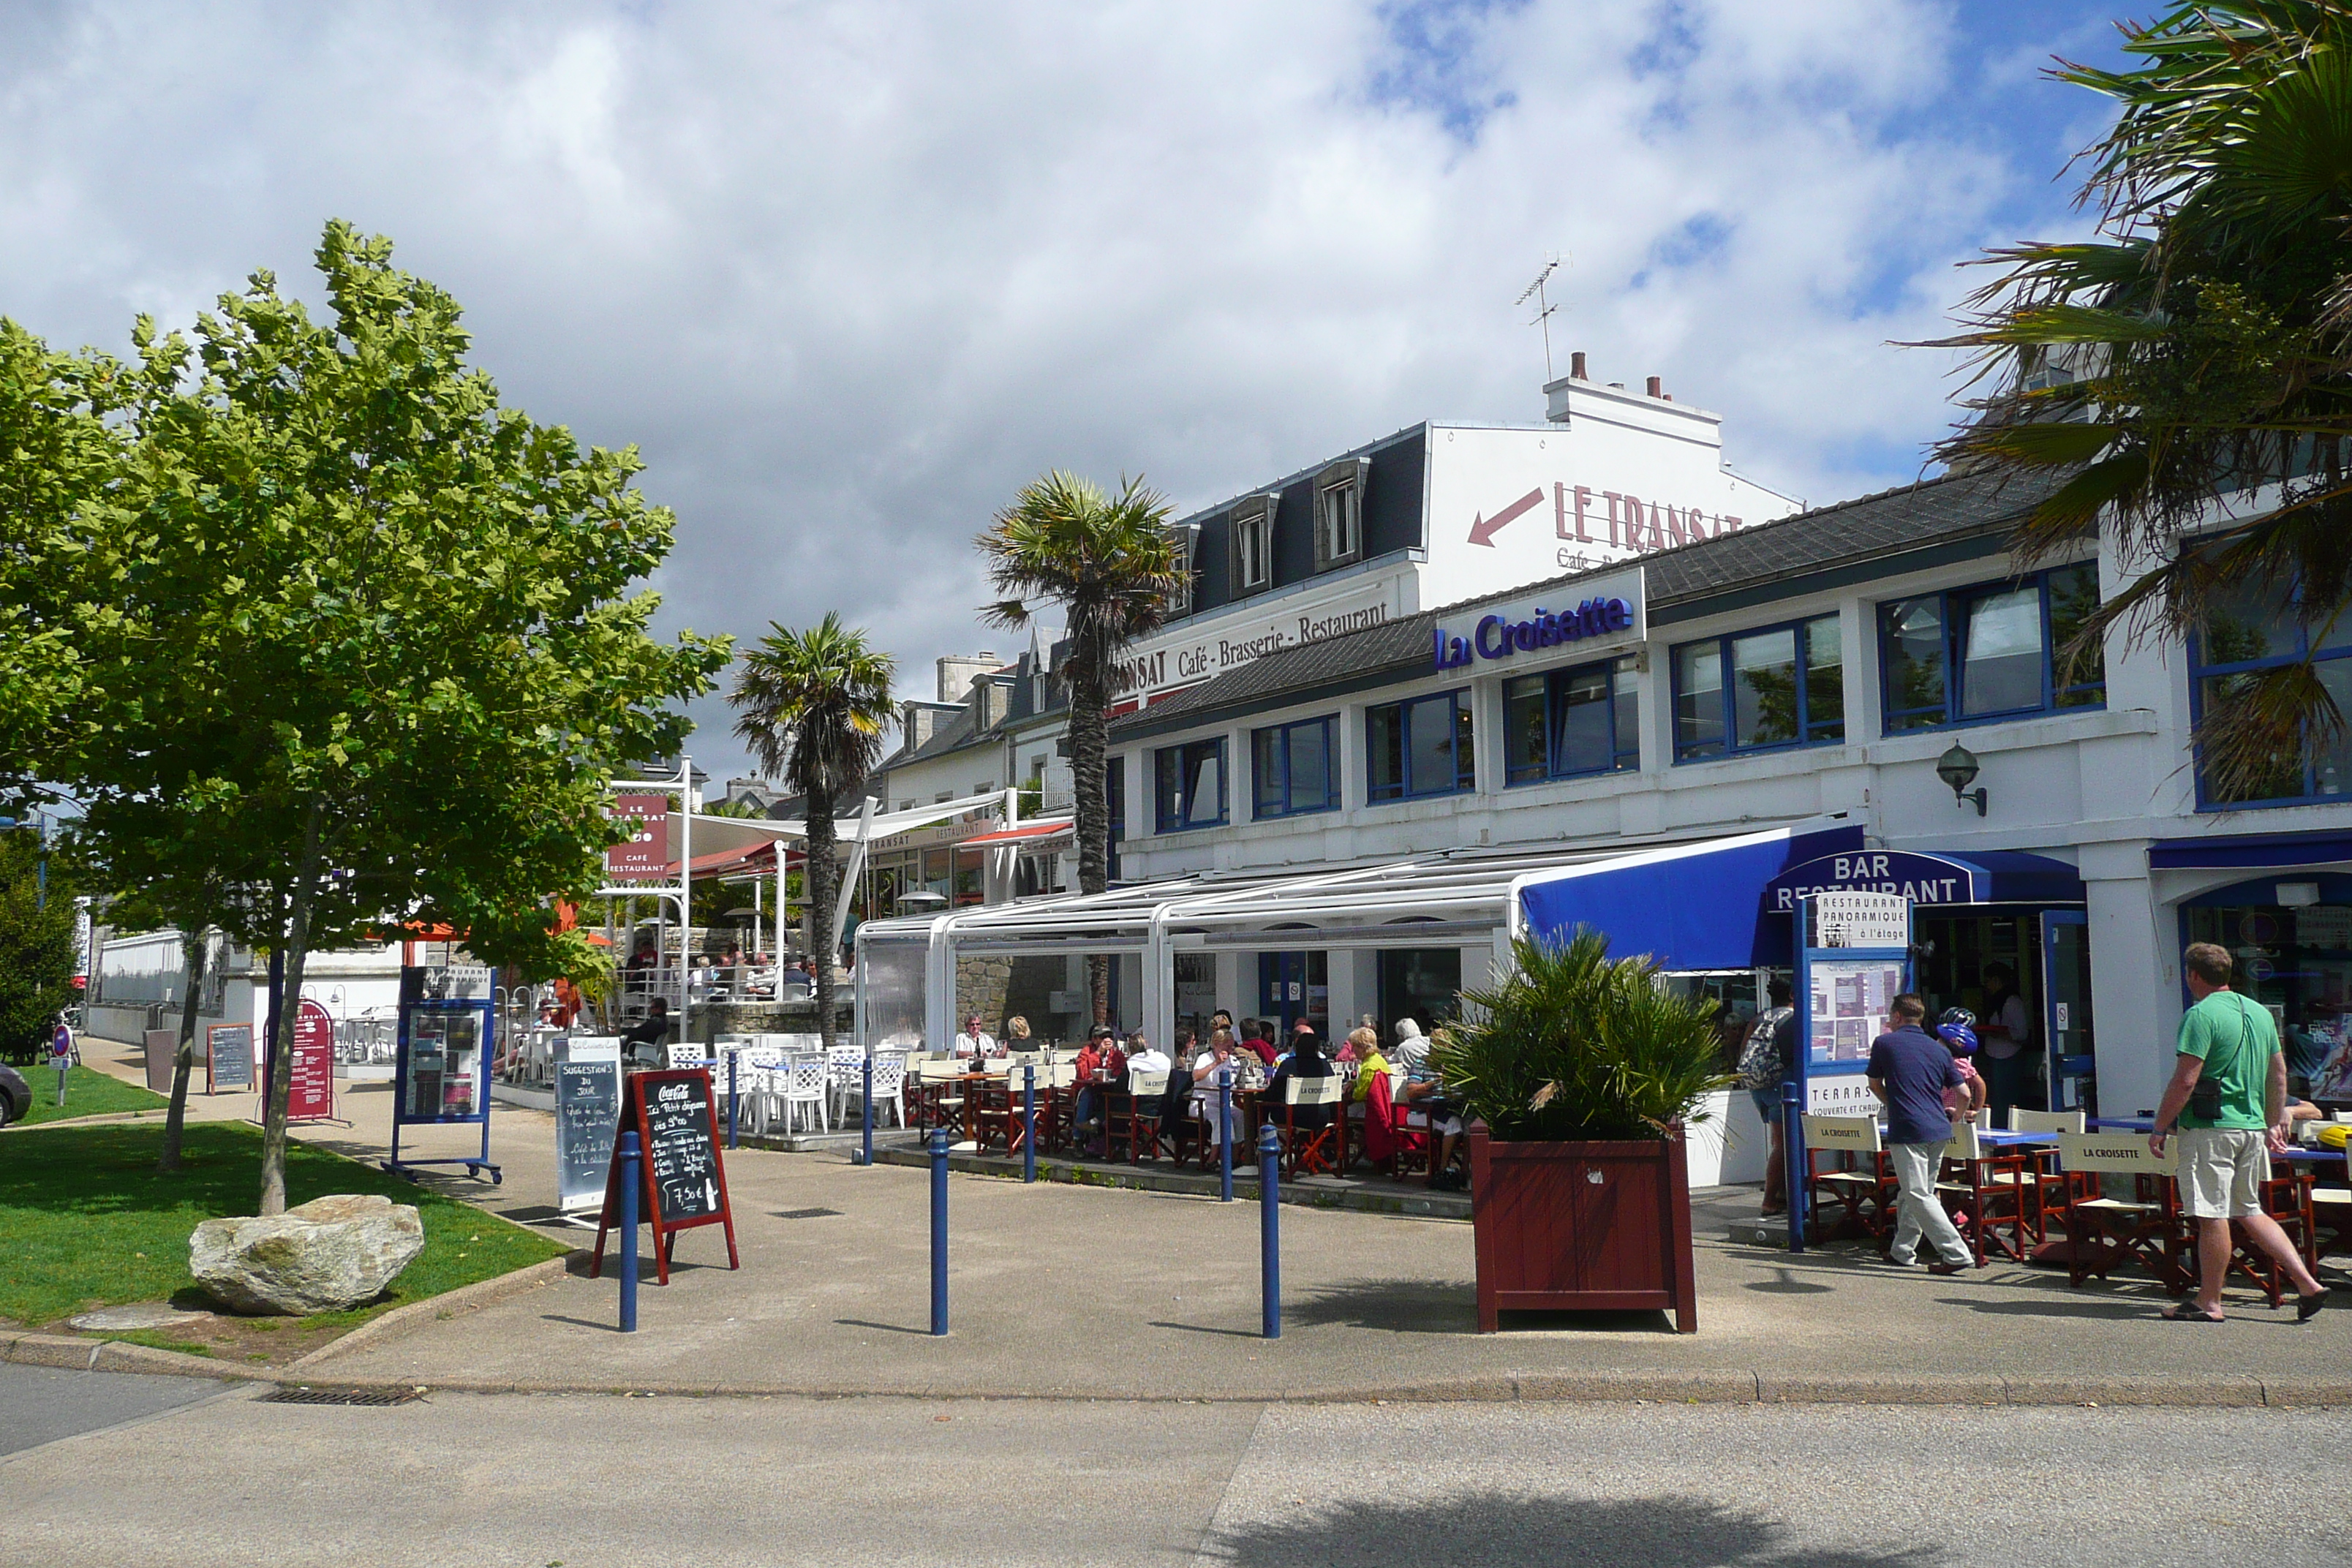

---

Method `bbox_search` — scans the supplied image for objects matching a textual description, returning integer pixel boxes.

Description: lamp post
[1935,743,1988,817]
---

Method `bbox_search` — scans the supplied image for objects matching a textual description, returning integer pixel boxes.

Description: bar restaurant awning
[1513,822,1865,973]
[1762,847,2084,916]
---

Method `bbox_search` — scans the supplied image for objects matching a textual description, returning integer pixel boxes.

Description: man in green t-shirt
[2151,942,2326,1323]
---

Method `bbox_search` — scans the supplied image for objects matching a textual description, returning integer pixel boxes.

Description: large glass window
[1252,715,1336,818]
[2190,569,2352,807]
[1367,690,1473,801]
[1879,564,2106,731]
[1153,737,1227,832]
[1672,614,1844,761]
[1504,657,1640,785]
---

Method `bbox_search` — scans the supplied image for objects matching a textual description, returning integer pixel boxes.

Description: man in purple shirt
[1866,992,1973,1275]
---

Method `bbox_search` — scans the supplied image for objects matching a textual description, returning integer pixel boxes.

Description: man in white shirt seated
[953,1014,998,1060]
[1188,1028,1245,1149]
[1123,1031,1173,1081]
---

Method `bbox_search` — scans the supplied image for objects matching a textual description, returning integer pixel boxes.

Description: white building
[860,444,2352,1184]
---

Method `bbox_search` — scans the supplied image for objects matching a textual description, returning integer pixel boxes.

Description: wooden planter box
[1469,1121,1698,1334]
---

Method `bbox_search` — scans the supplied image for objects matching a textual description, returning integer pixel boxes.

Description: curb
[0,1251,586,1386]
[7,1335,2345,1408]
[289,1251,586,1369]
[870,1145,1471,1220]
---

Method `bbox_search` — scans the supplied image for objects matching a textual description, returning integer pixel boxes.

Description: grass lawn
[0,1121,568,1337]
[12,1064,170,1127]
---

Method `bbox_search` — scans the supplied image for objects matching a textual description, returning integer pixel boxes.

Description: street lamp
[1935,743,1989,817]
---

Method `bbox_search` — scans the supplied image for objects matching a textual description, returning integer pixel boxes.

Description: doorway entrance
[1258,951,1327,1037]
[1908,907,2092,1118]
[1377,949,1462,1038]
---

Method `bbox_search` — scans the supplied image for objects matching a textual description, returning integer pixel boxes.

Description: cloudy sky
[0,1,2130,784]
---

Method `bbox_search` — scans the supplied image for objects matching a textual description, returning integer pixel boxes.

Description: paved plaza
[38,1035,2352,1403]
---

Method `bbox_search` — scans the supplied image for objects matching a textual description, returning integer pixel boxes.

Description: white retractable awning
[852,815,1848,1053]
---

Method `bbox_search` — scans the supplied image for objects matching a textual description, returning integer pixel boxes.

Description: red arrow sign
[1466,487,1545,548]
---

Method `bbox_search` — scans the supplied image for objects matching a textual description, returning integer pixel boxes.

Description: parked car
[0,1063,30,1128]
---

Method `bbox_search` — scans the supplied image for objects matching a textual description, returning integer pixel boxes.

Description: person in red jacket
[1071,1024,1126,1154]
[1237,1019,1277,1068]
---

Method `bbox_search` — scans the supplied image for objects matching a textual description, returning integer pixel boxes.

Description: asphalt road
[5,1365,2347,1567]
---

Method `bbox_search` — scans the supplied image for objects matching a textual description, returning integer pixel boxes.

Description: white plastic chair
[862,1052,908,1129]
[826,1044,867,1122]
[780,1055,830,1134]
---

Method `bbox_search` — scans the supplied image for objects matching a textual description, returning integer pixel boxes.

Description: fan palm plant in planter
[1434,929,1730,1333]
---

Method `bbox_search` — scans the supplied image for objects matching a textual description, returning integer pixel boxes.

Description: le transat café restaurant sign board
[1801,892,1911,1115]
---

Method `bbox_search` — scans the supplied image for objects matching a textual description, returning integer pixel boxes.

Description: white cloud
[0,0,2102,780]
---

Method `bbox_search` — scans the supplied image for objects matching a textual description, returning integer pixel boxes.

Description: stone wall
[954,954,1012,1037]
[693,995,853,1043]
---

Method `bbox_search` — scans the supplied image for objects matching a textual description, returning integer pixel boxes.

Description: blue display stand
[383,995,502,1185]
[1787,892,1911,1250]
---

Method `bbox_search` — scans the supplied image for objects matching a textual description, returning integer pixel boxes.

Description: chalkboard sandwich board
[206,1022,255,1094]
[554,1038,622,1220]
[591,1067,740,1284]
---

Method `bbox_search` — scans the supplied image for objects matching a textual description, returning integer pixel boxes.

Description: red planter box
[1469,1122,1698,1334]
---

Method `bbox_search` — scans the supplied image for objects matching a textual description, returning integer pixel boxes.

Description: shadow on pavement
[1196,1491,1945,1568]
[1281,1279,1480,1335]
[540,1314,627,1334]
[834,1317,934,1336]
[1937,1296,2175,1322]
[1150,1319,1261,1339]
[1741,1267,1833,1295]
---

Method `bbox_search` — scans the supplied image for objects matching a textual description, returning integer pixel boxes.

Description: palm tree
[976,472,1183,1022]
[729,614,896,1055]
[1926,1,2352,802]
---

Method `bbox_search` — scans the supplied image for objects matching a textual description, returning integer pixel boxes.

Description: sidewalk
[64,1036,2352,1405]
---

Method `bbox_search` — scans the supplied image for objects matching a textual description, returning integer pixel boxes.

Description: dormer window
[1314,459,1366,571]
[1166,523,1199,617]
[1230,494,1275,595]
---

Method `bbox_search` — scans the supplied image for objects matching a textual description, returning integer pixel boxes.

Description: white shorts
[2175,1126,2270,1219]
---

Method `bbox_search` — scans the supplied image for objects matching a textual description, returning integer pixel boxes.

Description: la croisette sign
[1431,565,1646,672]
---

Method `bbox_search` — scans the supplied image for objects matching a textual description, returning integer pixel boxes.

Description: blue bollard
[1782,1079,1806,1255]
[930,1126,949,1335]
[1258,1123,1281,1339]
[1022,1062,1037,1184]
[860,1054,874,1167]
[1218,1068,1234,1202]
[618,1130,641,1333]
[727,1050,739,1150]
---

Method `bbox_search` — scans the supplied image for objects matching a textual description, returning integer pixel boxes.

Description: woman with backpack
[1739,979,1799,1216]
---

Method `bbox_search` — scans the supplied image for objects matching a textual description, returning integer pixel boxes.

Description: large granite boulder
[189,1194,426,1315]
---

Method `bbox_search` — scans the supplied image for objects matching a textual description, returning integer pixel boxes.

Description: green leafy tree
[0,320,127,813]
[729,614,896,1055]
[1928,1,2352,801]
[0,831,78,1065]
[976,472,1182,1021]
[73,221,729,1211]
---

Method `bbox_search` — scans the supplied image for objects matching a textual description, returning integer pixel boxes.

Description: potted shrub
[1435,929,1730,1333]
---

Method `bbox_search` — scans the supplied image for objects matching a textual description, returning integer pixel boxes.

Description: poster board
[286,999,338,1122]
[554,1037,622,1217]
[207,1022,255,1094]
[396,1000,489,1124]
[1795,892,1910,1117]
[590,1068,740,1285]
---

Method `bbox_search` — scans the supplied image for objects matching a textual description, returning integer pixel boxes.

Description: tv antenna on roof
[1515,256,1564,382]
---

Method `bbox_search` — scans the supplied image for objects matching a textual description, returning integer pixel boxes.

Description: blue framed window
[1880,563,2105,732]
[1367,690,1474,801]
[2189,573,2352,807]
[1252,715,1337,819]
[1504,658,1639,785]
[1153,737,1227,832]
[1673,614,1844,761]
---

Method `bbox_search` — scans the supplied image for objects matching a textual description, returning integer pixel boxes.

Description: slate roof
[1111,465,2066,740]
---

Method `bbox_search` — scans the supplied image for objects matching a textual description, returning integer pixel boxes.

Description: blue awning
[1515,822,1863,973]
[2149,831,2352,870]
[1762,848,2084,914]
